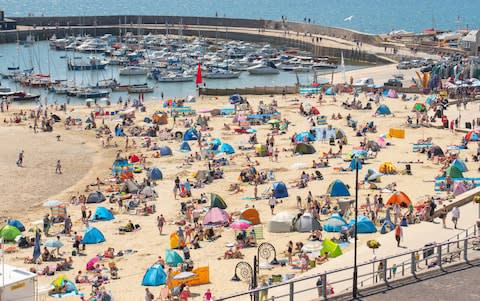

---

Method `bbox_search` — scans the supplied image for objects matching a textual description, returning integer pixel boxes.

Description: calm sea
[0,0,479,34]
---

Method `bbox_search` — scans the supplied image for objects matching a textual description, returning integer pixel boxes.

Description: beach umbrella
[44,239,64,249]
[43,200,63,208]
[173,272,196,280]
[230,221,252,230]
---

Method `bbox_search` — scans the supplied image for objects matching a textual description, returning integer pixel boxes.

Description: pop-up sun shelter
[451,159,468,172]
[203,208,229,225]
[268,211,294,233]
[376,104,392,115]
[0,225,21,241]
[149,167,163,180]
[294,143,316,155]
[272,181,289,198]
[211,193,227,209]
[7,219,25,232]
[327,180,350,197]
[165,249,184,267]
[445,165,463,178]
[82,227,105,244]
[92,207,114,221]
[219,143,235,154]
[240,208,261,225]
[348,215,377,233]
[142,264,167,286]
[180,141,192,152]
[386,191,412,207]
[183,128,199,141]
[160,146,173,156]
[323,213,348,232]
[86,191,106,204]
[294,213,322,232]
[320,239,342,258]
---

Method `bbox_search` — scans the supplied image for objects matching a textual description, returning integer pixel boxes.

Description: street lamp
[352,158,359,298]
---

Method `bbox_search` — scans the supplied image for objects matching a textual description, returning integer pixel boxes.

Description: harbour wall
[199,85,298,96]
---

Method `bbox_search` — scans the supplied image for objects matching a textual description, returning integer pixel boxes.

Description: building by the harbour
[0,8,17,30]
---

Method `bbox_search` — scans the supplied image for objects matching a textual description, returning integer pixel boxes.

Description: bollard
[402,262,405,276]
[289,282,294,301]
[382,259,387,283]
[321,273,327,300]
[457,235,460,248]
[437,245,443,269]
[464,239,469,262]
[411,252,416,275]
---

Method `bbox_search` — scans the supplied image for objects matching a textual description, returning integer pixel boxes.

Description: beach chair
[253,225,264,240]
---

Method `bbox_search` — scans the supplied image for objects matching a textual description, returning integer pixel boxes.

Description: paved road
[359,264,480,301]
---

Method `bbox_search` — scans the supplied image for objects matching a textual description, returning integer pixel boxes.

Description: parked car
[420,65,433,73]
[384,79,403,87]
[353,77,374,87]
[397,61,411,69]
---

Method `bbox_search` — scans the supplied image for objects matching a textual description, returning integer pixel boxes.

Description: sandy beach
[1,62,479,301]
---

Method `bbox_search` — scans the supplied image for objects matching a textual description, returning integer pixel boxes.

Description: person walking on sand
[203,288,213,301]
[55,160,62,174]
[157,214,166,235]
[394,223,403,247]
[125,136,129,151]
[439,205,448,228]
[17,150,24,167]
[451,206,460,229]
[269,193,277,215]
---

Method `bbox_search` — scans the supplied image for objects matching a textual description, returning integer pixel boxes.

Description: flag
[32,230,41,262]
[195,63,203,85]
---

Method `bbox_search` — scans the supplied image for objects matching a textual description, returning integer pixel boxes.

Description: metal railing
[216,225,479,301]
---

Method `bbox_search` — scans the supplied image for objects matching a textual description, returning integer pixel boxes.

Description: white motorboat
[247,61,280,75]
[205,68,241,79]
[119,66,149,76]
[156,72,194,82]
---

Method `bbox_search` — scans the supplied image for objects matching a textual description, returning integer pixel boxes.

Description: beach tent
[379,162,397,174]
[183,128,199,141]
[86,191,106,204]
[465,130,479,141]
[92,207,114,221]
[453,182,468,196]
[180,141,192,152]
[348,215,377,233]
[452,159,468,172]
[211,193,227,209]
[112,158,133,175]
[295,131,315,142]
[124,179,140,193]
[380,220,395,234]
[323,214,349,232]
[294,143,316,155]
[160,146,173,156]
[320,239,342,258]
[229,94,244,104]
[0,225,21,241]
[429,145,445,157]
[240,208,261,225]
[326,180,350,197]
[255,144,268,157]
[165,249,184,267]
[325,87,335,95]
[348,157,363,170]
[365,168,383,182]
[82,227,105,244]
[129,153,140,163]
[335,129,347,140]
[203,208,229,225]
[387,89,398,98]
[219,143,235,154]
[169,232,183,249]
[366,140,381,152]
[141,185,156,198]
[268,212,294,233]
[376,104,392,115]
[7,219,25,232]
[388,128,405,138]
[142,264,167,286]
[386,191,412,207]
[445,165,463,178]
[149,167,163,180]
[272,181,289,198]
[294,213,322,232]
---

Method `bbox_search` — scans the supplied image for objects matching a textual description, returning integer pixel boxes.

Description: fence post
[382,259,388,284]
[457,235,460,248]
[411,252,416,275]
[464,239,469,262]
[437,245,443,269]
[466,229,469,238]
[321,273,327,300]
[289,281,294,301]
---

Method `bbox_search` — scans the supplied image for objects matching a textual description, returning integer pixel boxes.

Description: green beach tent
[294,143,316,155]
[445,165,463,178]
[211,193,227,209]
[320,238,343,258]
[0,225,22,241]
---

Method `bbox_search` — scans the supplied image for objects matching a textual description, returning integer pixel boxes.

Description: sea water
[0,0,478,34]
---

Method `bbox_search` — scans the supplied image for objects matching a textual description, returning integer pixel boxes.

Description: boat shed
[0,263,38,301]
[0,9,17,30]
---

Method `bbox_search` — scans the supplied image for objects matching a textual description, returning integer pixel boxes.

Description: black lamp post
[353,158,359,298]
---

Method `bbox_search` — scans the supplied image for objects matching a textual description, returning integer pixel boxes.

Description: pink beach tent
[203,208,230,225]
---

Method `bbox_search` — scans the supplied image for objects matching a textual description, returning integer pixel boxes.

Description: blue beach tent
[327,179,351,197]
[348,215,376,233]
[348,157,363,170]
[295,131,315,142]
[149,167,163,180]
[183,128,199,141]
[142,264,167,286]
[451,159,468,172]
[325,87,335,95]
[82,227,106,244]
[92,207,114,221]
[376,104,392,115]
[159,146,173,156]
[180,141,192,152]
[219,143,235,154]
[165,249,184,267]
[272,181,289,198]
[7,219,25,232]
[323,213,349,232]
